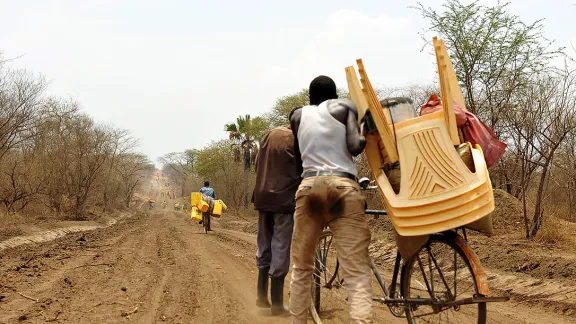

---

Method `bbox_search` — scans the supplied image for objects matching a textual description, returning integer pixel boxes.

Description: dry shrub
[0,227,24,241]
[0,211,26,226]
[534,217,574,246]
[0,211,26,241]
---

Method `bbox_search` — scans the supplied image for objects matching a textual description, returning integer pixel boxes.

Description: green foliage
[193,139,246,210]
[183,149,199,166]
[265,88,350,127]
[266,89,309,127]
[194,140,234,178]
[224,114,269,144]
[413,0,562,127]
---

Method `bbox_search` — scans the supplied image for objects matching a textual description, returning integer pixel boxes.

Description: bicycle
[309,185,509,324]
[201,211,211,234]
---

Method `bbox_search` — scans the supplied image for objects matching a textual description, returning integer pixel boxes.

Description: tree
[225,114,268,208]
[375,84,440,112]
[157,150,198,197]
[116,153,154,208]
[509,65,576,237]
[0,69,46,162]
[0,53,152,220]
[194,140,245,213]
[266,89,310,127]
[265,88,349,127]
[101,128,138,212]
[414,0,561,128]
[158,150,197,178]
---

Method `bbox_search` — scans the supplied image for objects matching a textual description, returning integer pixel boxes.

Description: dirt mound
[491,189,524,232]
[0,227,24,242]
[472,233,576,280]
[216,218,258,234]
[0,213,132,252]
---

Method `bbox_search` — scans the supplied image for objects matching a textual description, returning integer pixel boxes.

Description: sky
[0,0,574,165]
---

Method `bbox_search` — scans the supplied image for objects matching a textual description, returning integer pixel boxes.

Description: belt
[302,170,358,182]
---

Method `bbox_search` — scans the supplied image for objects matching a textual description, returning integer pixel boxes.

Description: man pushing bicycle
[289,76,373,323]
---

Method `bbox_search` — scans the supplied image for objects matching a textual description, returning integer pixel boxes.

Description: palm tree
[225,114,268,208]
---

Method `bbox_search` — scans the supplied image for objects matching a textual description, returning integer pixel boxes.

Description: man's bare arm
[342,99,366,156]
[289,107,304,175]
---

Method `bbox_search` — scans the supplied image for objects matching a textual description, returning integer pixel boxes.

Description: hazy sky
[1,0,574,164]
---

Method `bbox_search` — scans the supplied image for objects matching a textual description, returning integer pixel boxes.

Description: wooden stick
[17,292,38,302]
[72,263,113,269]
[121,306,138,317]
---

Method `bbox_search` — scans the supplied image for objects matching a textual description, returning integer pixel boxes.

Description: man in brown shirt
[252,125,301,316]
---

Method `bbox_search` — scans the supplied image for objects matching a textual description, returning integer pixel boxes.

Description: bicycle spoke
[429,248,453,299]
[311,232,348,322]
[403,235,486,324]
[454,250,457,297]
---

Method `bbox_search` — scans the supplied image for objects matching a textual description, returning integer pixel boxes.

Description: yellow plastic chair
[346,37,494,237]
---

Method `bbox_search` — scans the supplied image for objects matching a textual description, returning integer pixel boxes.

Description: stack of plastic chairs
[345,37,494,238]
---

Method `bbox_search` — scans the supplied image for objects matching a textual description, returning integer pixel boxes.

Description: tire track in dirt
[214,221,575,324]
[3,207,574,323]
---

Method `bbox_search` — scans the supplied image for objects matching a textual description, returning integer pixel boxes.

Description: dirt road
[0,209,574,323]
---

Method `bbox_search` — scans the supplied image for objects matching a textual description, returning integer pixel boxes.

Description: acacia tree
[224,114,268,208]
[414,0,576,239]
[414,0,561,128]
[266,88,349,127]
[194,140,245,213]
[158,149,198,196]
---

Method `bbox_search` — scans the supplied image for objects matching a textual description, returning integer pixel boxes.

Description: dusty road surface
[0,209,574,323]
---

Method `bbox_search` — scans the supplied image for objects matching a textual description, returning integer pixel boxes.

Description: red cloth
[420,94,467,126]
[420,95,507,168]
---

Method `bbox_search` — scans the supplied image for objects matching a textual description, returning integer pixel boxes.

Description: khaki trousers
[289,176,373,324]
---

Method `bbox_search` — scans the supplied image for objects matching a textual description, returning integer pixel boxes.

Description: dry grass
[0,212,26,240]
[534,217,576,246]
[0,211,28,226]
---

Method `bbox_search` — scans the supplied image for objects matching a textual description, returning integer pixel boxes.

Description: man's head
[309,75,337,106]
[204,181,210,187]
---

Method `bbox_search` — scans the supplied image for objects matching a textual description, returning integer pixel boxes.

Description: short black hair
[204,181,209,187]
[309,75,337,106]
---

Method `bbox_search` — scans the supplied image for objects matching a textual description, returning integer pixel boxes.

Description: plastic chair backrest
[345,37,495,236]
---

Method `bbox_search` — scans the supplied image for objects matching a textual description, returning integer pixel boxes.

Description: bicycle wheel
[401,233,487,324]
[309,230,348,323]
[203,214,209,234]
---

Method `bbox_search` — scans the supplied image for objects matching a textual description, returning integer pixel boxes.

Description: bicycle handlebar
[359,180,387,216]
[365,209,388,216]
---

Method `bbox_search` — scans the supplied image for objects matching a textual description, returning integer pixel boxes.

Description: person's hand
[361,122,368,137]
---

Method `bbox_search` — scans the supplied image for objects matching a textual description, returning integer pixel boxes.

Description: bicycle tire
[401,233,487,324]
[203,214,209,234]
[309,230,347,324]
